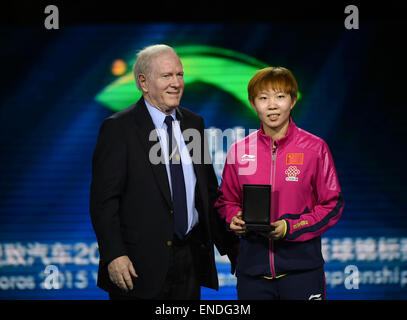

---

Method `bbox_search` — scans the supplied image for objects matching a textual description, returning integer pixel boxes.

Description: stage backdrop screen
[1,22,406,299]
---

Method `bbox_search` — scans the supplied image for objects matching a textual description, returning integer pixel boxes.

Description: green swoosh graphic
[95,45,301,113]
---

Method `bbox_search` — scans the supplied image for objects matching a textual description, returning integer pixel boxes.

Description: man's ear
[138,74,148,92]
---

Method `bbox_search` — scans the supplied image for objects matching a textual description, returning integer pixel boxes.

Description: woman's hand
[230,211,246,235]
[269,220,287,240]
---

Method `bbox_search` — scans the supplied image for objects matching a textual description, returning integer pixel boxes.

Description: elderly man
[90,44,236,300]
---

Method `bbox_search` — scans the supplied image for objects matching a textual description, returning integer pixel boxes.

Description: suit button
[166,241,172,246]
[169,210,174,214]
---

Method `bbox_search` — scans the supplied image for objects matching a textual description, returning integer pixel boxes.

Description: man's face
[250,88,296,134]
[139,52,185,114]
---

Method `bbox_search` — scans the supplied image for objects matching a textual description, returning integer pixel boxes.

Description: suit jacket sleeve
[90,118,127,266]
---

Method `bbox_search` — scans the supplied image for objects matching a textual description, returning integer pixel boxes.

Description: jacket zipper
[269,142,277,277]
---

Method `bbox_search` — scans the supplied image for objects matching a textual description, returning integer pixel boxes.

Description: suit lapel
[131,98,172,208]
[131,100,208,215]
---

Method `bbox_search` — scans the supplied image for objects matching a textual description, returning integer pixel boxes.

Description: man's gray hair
[133,44,177,91]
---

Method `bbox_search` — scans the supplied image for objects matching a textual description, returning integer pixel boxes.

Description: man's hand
[107,255,138,291]
[230,211,246,235]
[270,220,287,240]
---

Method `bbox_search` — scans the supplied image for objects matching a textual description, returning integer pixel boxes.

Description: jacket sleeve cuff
[225,207,242,224]
[280,219,289,239]
[282,219,287,238]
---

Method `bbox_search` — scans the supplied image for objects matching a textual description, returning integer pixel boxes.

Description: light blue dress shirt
[144,98,199,233]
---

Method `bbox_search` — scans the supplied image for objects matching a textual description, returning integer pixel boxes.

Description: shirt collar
[144,98,176,129]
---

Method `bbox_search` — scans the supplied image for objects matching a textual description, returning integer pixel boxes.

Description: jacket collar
[258,118,297,149]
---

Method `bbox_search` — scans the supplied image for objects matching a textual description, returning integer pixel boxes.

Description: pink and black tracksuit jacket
[215,120,344,278]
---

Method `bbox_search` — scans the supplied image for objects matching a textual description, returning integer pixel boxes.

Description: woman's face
[250,88,296,135]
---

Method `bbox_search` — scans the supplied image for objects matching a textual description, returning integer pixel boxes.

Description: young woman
[215,67,344,300]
